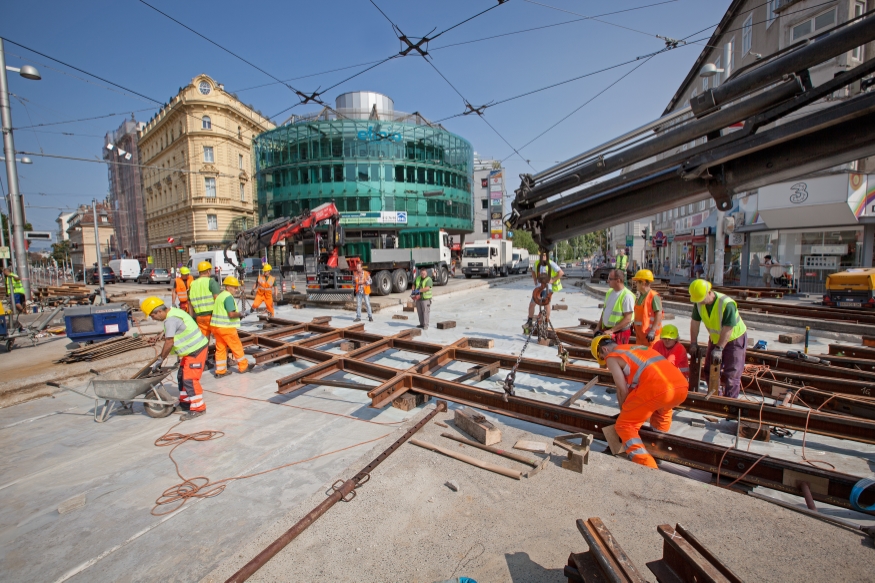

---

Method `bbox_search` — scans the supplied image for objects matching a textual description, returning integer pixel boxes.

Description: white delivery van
[187,250,239,279]
[461,239,514,278]
[512,248,530,274]
[108,259,141,282]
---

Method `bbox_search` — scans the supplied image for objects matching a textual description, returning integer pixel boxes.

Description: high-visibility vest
[603,287,634,327]
[697,291,747,344]
[354,271,371,295]
[634,289,662,343]
[653,340,690,379]
[211,291,240,328]
[165,307,208,356]
[414,276,433,300]
[616,255,628,270]
[257,273,276,291]
[606,344,687,390]
[175,276,193,302]
[189,277,215,314]
[5,273,24,295]
[534,260,563,292]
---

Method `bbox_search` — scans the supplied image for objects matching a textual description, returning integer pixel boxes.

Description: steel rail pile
[236,316,875,515]
[56,334,158,363]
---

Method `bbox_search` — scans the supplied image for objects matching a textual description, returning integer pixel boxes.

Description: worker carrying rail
[689,279,747,398]
[141,296,209,421]
[591,269,634,344]
[631,269,663,347]
[525,250,564,331]
[592,335,688,469]
[172,267,194,312]
[212,276,249,376]
[652,324,689,381]
[250,264,276,318]
[188,261,221,338]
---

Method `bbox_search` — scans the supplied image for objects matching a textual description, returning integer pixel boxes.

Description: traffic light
[641,227,649,241]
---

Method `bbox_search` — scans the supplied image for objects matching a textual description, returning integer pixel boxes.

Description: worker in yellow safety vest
[592,269,634,344]
[251,264,276,318]
[525,250,564,330]
[3,267,26,314]
[188,261,220,338]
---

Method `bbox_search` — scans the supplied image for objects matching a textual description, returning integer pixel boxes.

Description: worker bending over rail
[526,250,563,329]
[592,335,688,469]
[189,261,221,338]
[689,280,747,398]
[652,324,689,381]
[251,263,277,318]
[631,269,663,347]
[212,276,249,376]
[141,296,209,421]
[592,269,634,344]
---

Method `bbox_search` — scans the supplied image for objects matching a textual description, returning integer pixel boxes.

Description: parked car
[88,266,116,285]
[137,268,171,285]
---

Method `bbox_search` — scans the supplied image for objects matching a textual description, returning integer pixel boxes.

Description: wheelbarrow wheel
[4,339,13,353]
[143,386,175,419]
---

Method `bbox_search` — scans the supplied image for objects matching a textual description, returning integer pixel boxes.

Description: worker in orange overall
[211,276,249,376]
[652,324,690,381]
[592,335,688,469]
[172,266,194,312]
[250,263,276,318]
[631,269,663,347]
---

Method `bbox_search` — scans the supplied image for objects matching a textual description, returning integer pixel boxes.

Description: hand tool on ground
[410,438,522,479]
[440,432,549,477]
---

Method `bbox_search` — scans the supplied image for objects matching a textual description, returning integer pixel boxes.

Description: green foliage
[1,212,32,234]
[509,230,539,255]
[51,240,71,264]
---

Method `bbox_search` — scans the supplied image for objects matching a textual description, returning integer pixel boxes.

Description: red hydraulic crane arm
[269,202,341,246]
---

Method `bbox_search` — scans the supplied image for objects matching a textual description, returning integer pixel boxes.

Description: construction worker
[353,262,373,323]
[592,335,688,469]
[172,267,194,312]
[251,263,276,318]
[141,296,209,421]
[652,324,689,381]
[631,269,663,347]
[188,261,221,337]
[3,267,25,314]
[593,269,634,344]
[689,279,747,399]
[211,276,249,376]
[526,250,564,329]
[615,249,628,273]
[412,267,433,330]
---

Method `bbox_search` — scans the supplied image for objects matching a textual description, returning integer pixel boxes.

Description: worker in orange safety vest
[652,324,690,381]
[251,263,276,318]
[592,335,688,469]
[172,267,194,312]
[631,269,663,347]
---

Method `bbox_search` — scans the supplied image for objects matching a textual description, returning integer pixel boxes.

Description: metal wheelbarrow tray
[49,370,178,422]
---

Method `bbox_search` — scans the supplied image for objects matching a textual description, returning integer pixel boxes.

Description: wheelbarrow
[47,368,178,422]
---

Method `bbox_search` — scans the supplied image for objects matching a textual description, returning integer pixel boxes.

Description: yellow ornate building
[139,74,274,269]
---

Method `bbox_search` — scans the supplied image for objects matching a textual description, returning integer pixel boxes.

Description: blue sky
[1,0,728,235]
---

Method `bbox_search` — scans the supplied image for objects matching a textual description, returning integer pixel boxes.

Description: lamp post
[0,39,41,299]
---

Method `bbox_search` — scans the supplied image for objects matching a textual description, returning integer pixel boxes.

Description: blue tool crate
[64,304,131,343]
[0,314,7,337]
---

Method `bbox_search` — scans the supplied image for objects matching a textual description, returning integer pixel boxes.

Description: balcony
[191,196,250,211]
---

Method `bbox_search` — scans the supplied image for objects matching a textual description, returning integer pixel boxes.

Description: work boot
[416,325,424,329]
[353,318,361,322]
[178,402,191,412]
[180,410,205,421]
[368,316,373,322]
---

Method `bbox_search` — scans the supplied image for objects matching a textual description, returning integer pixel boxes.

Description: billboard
[489,170,504,238]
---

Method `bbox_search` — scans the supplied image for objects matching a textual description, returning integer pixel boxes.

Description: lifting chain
[503,300,571,397]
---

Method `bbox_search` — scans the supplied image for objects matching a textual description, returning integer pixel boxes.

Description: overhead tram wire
[523,0,678,42]
[12,108,155,130]
[229,59,389,93]
[17,150,248,180]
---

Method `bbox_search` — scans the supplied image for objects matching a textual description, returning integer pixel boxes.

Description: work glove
[149,358,163,373]
[711,346,724,365]
[689,343,699,358]
[645,330,655,343]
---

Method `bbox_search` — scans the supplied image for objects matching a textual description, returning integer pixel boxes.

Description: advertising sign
[340,211,408,225]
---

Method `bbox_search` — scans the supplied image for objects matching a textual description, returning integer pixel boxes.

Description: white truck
[511,248,530,274]
[461,239,514,278]
[108,259,141,282]
[365,230,453,295]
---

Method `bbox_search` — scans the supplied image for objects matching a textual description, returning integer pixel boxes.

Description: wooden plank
[311,316,331,325]
[402,306,415,312]
[864,336,875,348]
[778,333,805,344]
[454,407,501,445]
[561,378,599,407]
[392,315,409,320]
[553,304,569,310]
[602,424,626,456]
[392,392,431,411]
[436,321,456,329]
[514,440,549,453]
[783,469,829,495]
[467,337,494,349]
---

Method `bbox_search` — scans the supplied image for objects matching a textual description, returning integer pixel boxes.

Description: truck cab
[461,239,514,278]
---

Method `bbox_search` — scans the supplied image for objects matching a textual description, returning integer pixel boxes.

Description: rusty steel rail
[662,293,875,325]
[224,400,447,583]
[647,523,744,583]
[829,344,875,361]
[566,517,648,583]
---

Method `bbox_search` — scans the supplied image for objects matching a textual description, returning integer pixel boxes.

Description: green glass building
[254,91,474,260]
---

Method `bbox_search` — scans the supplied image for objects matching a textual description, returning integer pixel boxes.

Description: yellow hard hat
[180,267,190,275]
[223,276,241,287]
[660,324,679,340]
[591,334,613,366]
[262,263,272,272]
[632,269,654,282]
[689,279,712,303]
[141,296,165,316]
[197,261,212,273]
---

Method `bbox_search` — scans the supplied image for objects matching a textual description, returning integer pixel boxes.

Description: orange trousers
[615,380,688,468]
[195,314,212,338]
[177,346,207,411]
[212,326,248,374]
[252,289,274,317]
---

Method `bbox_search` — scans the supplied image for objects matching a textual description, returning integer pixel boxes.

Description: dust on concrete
[203,404,874,583]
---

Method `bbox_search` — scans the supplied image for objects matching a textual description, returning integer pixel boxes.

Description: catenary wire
[228,59,389,93]
[523,0,674,41]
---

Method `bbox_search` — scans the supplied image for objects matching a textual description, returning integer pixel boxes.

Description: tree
[510,230,539,255]
[51,240,71,264]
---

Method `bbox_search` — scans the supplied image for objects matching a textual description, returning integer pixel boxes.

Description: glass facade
[253,117,474,234]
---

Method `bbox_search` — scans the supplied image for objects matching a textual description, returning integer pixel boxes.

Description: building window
[714,56,722,86]
[702,75,709,91]
[239,154,244,169]
[792,8,836,41]
[239,183,245,202]
[767,0,778,27]
[202,116,211,130]
[742,13,753,54]
[204,177,216,198]
[207,214,218,231]
[481,199,488,209]
[237,126,242,139]
[853,2,866,60]
[481,220,489,233]
[203,146,214,163]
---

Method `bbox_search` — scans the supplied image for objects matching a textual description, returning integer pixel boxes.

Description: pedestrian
[353,262,373,322]
[663,256,670,276]
[592,335,688,468]
[412,267,433,329]
[762,254,774,287]
[451,259,457,277]
[172,267,194,312]
[2,268,25,314]
[688,279,747,398]
[141,296,209,421]
[652,324,689,381]
[592,269,634,344]
[631,269,662,347]
[525,250,564,330]
[188,261,220,338]
[251,263,276,318]
[693,256,704,278]
[211,276,249,376]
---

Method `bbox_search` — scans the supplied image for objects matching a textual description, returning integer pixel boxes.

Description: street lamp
[0,40,41,295]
